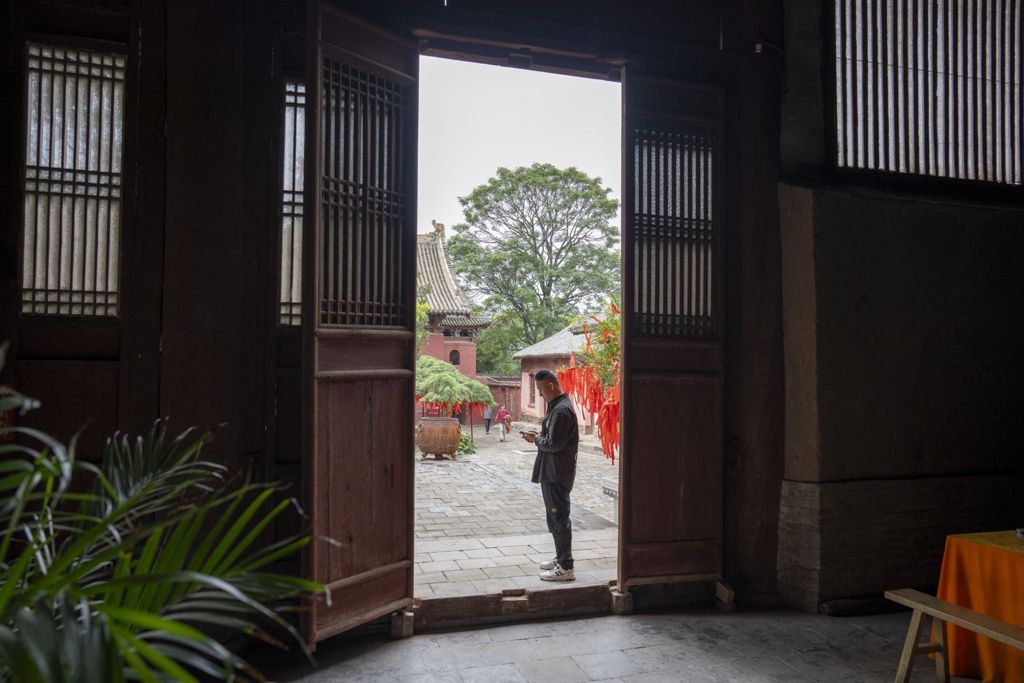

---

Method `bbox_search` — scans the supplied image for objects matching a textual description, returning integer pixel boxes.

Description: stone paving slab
[462,426,618,524]
[268,610,973,682]
[415,429,619,598]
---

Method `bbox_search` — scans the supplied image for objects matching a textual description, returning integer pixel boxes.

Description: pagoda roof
[417,222,490,329]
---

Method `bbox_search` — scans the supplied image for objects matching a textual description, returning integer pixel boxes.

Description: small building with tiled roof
[513,324,592,429]
[417,220,490,378]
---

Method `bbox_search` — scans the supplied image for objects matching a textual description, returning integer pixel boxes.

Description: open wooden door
[618,70,724,589]
[302,3,417,644]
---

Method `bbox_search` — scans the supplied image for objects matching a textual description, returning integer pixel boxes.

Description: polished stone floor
[268,608,973,683]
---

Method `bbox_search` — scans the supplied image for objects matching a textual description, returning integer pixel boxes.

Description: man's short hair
[535,369,559,384]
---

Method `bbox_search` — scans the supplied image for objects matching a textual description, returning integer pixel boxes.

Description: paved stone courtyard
[415,424,619,598]
[270,609,969,682]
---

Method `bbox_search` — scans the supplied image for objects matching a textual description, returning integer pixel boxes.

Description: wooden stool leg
[933,617,951,682]
[896,609,926,683]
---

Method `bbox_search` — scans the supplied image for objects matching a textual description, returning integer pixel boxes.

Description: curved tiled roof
[417,227,473,315]
[417,224,490,329]
[513,325,587,360]
[439,314,492,327]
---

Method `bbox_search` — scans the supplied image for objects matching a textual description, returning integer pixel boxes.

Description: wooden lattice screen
[834,0,1023,184]
[280,80,305,325]
[319,57,407,327]
[632,119,716,338]
[21,43,125,316]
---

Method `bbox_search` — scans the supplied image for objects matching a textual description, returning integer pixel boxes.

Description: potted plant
[0,343,323,682]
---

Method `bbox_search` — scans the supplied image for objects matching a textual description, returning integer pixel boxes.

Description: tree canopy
[448,164,619,355]
[415,355,494,410]
[474,309,525,376]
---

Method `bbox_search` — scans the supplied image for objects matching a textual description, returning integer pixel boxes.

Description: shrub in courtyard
[457,433,476,455]
[415,355,494,417]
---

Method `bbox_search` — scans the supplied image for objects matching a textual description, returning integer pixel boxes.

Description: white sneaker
[540,564,575,582]
[539,559,557,571]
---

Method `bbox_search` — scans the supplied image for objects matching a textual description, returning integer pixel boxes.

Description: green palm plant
[0,344,324,682]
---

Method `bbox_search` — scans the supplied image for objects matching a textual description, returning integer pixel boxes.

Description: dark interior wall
[163,0,277,473]
[778,0,1024,611]
[720,0,786,602]
[814,191,1024,481]
[163,0,245,470]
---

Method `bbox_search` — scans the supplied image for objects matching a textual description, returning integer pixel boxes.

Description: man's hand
[521,430,538,443]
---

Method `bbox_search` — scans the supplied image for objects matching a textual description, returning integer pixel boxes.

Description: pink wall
[420,331,478,377]
[519,356,590,429]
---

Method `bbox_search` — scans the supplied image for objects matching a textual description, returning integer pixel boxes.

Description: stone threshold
[412,580,622,632]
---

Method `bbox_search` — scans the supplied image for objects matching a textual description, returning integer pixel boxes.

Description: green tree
[474,309,525,376]
[448,164,619,347]
[415,299,430,354]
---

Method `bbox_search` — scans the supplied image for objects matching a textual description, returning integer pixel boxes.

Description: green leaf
[113,626,198,683]
[199,488,275,575]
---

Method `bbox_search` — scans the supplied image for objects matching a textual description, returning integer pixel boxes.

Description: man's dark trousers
[541,482,573,569]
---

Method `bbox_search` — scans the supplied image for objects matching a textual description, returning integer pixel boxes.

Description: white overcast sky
[416,56,621,235]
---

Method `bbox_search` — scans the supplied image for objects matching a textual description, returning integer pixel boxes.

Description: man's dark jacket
[531,393,579,490]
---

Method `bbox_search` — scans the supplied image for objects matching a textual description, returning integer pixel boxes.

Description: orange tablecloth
[936,531,1024,683]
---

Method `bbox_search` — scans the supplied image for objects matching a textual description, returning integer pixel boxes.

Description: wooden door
[302,4,417,643]
[2,7,164,456]
[618,70,724,589]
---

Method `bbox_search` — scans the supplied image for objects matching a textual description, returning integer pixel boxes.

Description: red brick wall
[420,331,478,377]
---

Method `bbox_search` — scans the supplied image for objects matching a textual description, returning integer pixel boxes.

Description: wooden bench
[885,588,1024,682]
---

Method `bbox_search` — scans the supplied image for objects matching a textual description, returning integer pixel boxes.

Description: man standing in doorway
[521,369,579,581]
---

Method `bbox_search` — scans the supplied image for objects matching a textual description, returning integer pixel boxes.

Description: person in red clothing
[495,404,510,441]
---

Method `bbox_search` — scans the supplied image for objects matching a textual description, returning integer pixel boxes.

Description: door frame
[295,12,729,640]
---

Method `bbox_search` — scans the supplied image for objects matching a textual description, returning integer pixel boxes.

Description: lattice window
[319,57,407,326]
[834,0,1023,184]
[21,43,125,316]
[632,119,716,338]
[279,80,305,325]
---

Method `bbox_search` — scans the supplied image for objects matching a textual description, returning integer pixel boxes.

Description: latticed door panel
[319,55,408,327]
[620,72,724,589]
[303,4,417,645]
[632,118,717,338]
[21,43,126,317]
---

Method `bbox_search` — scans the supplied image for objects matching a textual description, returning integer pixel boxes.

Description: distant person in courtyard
[496,404,509,441]
[483,404,494,434]
[521,369,578,581]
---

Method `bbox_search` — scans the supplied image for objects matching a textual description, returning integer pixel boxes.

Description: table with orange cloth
[936,530,1024,683]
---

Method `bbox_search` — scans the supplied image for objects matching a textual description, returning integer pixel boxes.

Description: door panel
[619,69,724,588]
[303,4,417,644]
